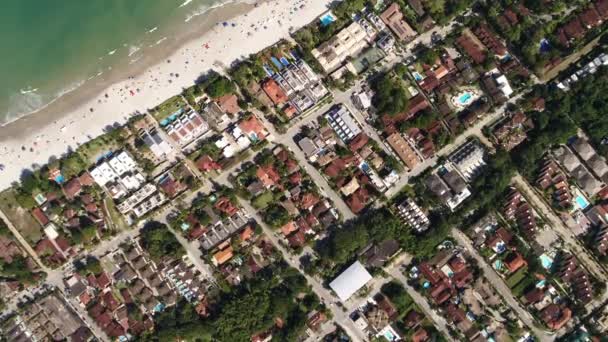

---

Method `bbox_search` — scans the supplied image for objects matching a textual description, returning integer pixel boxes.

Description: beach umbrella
[222,22,228,27]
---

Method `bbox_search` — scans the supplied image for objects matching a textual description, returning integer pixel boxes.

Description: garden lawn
[151,95,188,122]
[0,189,43,244]
[506,265,529,288]
[252,191,274,209]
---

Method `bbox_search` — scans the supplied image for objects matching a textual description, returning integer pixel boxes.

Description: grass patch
[150,95,188,122]
[0,189,42,244]
[252,191,274,209]
[506,265,529,289]
[104,197,129,231]
[511,276,536,297]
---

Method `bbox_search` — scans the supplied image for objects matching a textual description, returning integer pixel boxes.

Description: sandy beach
[0,0,331,190]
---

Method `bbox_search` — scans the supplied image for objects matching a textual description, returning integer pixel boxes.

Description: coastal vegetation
[150,95,188,121]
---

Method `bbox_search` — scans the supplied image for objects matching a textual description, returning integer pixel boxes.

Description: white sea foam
[128,44,141,57]
[20,87,39,95]
[179,0,194,8]
[185,0,238,22]
[4,79,85,125]
[150,37,167,47]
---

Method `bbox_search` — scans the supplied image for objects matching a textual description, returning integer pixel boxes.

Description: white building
[117,183,158,214]
[325,105,362,143]
[141,128,173,159]
[311,21,372,72]
[90,151,138,186]
[488,68,513,98]
[329,261,373,302]
[396,198,430,232]
[352,90,372,110]
[448,140,486,182]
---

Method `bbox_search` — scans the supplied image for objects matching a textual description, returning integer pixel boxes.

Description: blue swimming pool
[320,13,336,27]
[539,254,554,270]
[383,330,397,341]
[412,71,423,81]
[575,195,590,210]
[457,92,473,105]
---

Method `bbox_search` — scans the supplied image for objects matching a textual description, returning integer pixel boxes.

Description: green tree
[139,221,185,261]
[372,74,409,116]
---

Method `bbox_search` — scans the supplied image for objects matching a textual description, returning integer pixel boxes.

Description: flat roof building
[449,140,486,181]
[329,261,373,302]
[141,128,173,159]
[396,198,430,232]
[311,21,371,72]
[386,132,421,171]
[325,105,362,143]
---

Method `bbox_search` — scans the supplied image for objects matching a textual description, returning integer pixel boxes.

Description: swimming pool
[457,92,473,105]
[412,71,423,81]
[575,194,590,210]
[383,330,396,341]
[319,12,336,27]
[539,254,554,270]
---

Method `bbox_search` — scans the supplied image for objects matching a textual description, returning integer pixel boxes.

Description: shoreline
[0,0,253,130]
[0,0,331,190]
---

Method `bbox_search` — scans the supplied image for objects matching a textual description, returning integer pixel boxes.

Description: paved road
[256,109,356,221]
[451,228,553,342]
[236,197,369,341]
[384,90,526,199]
[384,266,455,341]
[513,174,608,283]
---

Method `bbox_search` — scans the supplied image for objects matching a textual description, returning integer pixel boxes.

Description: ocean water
[0,0,232,124]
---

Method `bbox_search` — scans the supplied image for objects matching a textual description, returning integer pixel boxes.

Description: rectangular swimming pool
[575,195,590,210]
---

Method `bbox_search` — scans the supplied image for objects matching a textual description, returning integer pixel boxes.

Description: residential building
[261,78,288,105]
[425,169,471,211]
[238,115,269,142]
[396,198,430,232]
[448,140,486,181]
[386,132,420,171]
[325,105,362,143]
[141,128,173,160]
[380,3,417,42]
[311,21,371,72]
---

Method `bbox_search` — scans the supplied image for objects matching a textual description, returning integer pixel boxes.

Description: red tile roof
[217,94,241,114]
[214,197,238,216]
[78,172,95,187]
[346,187,369,214]
[238,115,267,141]
[505,252,527,273]
[580,6,602,27]
[97,272,111,289]
[473,24,507,56]
[348,133,369,152]
[299,193,320,210]
[195,155,222,172]
[63,177,83,199]
[261,78,288,105]
[256,165,281,187]
[281,221,298,236]
[456,33,486,64]
[32,207,49,226]
[287,229,306,248]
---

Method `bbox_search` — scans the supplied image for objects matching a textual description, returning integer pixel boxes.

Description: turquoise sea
[0,0,231,124]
